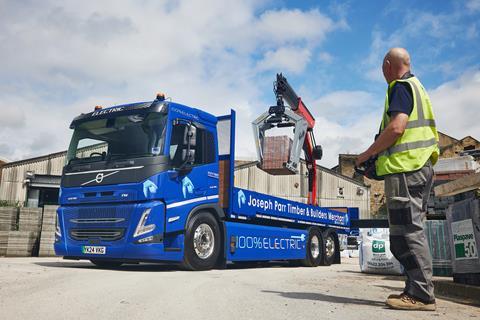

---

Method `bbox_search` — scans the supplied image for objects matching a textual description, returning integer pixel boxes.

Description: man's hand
[355,152,371,167]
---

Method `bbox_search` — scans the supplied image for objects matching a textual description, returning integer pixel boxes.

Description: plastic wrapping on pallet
[424,220,452,276]
[259,135,294,175]
[446,198,480,278]
[359,228,403,275]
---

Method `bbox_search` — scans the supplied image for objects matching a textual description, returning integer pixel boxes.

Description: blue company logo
[291,234,306,241]
[237,190,246,208]
[182,176,195,198]
[143,180,158,197]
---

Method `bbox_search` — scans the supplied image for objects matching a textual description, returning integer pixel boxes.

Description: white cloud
[429,69,480,139]
[317,51,333,64]
[467,0,480,12]
[257,47,311,74]
[0,1,342,161]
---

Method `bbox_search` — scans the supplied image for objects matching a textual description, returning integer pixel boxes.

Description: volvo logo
[95,173,104,183]
[81,170,120,186]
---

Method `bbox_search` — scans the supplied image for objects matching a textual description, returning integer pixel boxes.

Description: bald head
[382,47,411,84]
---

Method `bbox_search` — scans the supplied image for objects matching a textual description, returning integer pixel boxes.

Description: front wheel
[182,212,222,271]
[301,228,324,267]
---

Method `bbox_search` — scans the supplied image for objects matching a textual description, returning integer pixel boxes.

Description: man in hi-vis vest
[356,48,439,311]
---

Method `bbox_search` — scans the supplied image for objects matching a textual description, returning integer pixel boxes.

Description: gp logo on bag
[372,240,386,253]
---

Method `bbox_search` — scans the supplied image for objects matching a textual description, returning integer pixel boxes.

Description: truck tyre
[90,260,123,268]
[301,228,324,267]
[322,229,337,266]
[182,211,221,271]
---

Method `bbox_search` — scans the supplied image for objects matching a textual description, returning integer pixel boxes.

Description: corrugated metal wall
[0,144,106,204]
[0,153,65,203]
[234,163,370,219]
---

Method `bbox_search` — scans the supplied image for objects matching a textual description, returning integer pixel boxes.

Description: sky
[1,0,480,168]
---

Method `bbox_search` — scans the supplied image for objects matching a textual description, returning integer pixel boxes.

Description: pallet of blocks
[39,205,58,257]
[6,231,38,257]
[0,231,9,256]
[18,207,42,232]
[0,207,18,231]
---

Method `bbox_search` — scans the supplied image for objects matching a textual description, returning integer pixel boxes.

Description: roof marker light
[94,105,103,110]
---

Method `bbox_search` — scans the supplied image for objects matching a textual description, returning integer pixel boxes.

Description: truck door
[164,119,218,232]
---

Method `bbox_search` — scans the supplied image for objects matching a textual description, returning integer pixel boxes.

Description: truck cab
[55,96,226,269]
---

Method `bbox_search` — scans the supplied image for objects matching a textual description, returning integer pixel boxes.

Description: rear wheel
[182,212,221,271]
[90,260,123,268]
[301,228,324,267]
[322,229,337,266]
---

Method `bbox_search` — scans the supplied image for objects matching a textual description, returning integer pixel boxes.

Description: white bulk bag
[359,228,404,275]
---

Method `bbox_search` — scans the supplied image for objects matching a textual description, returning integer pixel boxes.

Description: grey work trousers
[385,161,435,303]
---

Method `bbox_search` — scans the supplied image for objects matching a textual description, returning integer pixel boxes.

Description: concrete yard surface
[0,257,478,320]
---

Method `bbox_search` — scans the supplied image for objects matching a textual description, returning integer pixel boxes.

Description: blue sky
[1,0,480,167]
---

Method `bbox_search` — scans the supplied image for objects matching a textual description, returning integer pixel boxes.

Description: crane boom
[252,73,322,205]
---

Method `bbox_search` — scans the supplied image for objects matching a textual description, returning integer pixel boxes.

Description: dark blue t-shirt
[387,72,414,116]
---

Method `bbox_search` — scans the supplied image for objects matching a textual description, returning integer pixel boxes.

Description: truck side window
[169,123,188,167]
[170,122,215,167]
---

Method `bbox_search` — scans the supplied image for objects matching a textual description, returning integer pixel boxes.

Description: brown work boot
[387,292,403,299]
[386,293,436,311]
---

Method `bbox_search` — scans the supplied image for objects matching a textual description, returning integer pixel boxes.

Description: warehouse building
[0,151,371,218]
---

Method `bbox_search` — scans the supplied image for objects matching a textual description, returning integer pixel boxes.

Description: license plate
[82,246,106,255]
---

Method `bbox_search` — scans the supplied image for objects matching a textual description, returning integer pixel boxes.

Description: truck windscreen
[66,112,167,165]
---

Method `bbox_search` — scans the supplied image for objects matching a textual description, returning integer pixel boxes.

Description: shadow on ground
[262,290,387,307]
[340,269,405,281]
[33,260,295,272]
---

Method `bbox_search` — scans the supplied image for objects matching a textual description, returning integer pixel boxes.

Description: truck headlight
[134,208,156,238]
[55,213,62,237]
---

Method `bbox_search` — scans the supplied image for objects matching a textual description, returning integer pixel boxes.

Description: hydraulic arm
[252,73,322,205]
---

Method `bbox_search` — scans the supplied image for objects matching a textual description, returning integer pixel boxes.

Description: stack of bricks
[259,135,295,175]
[39,205,58,257]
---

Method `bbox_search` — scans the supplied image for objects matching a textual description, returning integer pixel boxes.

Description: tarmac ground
[0,257,478,320]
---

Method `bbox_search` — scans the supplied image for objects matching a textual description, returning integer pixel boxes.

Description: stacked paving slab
[6,208,42,257]
[0,207,18,256]
[6,231,38,257]
[39,205,58,257]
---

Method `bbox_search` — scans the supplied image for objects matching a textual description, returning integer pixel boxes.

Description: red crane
[252,73,322,205]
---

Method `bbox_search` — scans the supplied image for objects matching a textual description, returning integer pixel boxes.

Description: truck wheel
[90,260,123,268]
[301,228,324,267]
[183,211,221,271]
[322,229,337,266]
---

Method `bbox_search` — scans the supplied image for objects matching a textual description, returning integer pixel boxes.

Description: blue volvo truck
[54,95,354,270]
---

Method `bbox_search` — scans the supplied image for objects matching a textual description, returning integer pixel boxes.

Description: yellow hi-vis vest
[376,76,439,176]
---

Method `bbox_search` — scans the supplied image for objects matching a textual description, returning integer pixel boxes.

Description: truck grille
[70,228,125,241]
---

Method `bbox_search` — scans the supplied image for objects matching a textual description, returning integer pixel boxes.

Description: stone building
[335,131,480,217]
[438,132,480,159]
